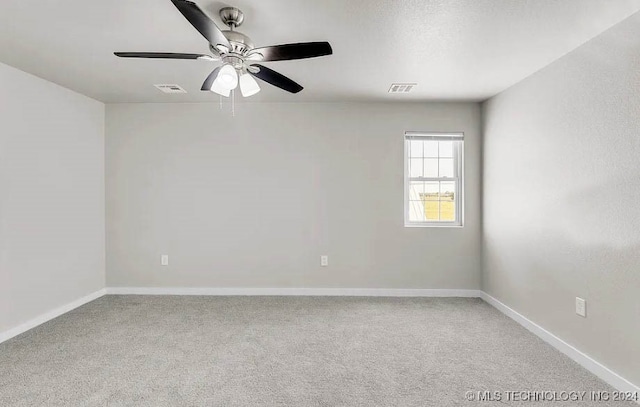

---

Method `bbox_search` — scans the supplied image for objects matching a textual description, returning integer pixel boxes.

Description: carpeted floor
[0,296,633,406]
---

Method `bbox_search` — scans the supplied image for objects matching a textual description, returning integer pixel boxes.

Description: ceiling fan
[114,0,333,97]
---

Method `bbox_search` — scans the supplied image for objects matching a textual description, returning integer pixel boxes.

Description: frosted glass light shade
[216,64,238,90]
[239,73,260,97]
[210,79,231,97]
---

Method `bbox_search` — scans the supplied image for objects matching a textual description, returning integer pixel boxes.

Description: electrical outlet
[320,255,328,267]
[161,255,169,266]
[575,297,586,317]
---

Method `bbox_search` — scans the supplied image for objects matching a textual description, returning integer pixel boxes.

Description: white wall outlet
[575,297,586,317]
[161,255,169,266]
[320,255,329,267]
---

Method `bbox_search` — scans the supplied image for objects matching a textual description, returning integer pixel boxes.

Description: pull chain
[231,89,235,117]
[219,95,223,110]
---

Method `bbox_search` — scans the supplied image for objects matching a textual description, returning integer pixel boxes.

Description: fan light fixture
[210,64,261,98]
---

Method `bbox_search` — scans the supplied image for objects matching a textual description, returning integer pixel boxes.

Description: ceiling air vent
[154,84,187,94]
[388,83,416,94]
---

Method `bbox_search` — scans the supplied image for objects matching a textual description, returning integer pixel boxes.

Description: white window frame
[404,132,464,227]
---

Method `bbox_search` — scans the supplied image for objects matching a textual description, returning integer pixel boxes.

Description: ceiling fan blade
[248,42,332,62]
[114,52,215,60]
[201,66,221,91]
[249,64,303,93]
[171,0,231,50]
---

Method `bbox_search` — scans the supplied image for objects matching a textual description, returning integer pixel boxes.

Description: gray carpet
[0,296,633,406]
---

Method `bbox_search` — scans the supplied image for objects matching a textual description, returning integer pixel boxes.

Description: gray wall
[106,102,481,289]
[482,14,640,385]
[0,62,105,334]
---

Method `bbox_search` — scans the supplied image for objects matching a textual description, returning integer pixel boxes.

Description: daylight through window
[404,132,463,227]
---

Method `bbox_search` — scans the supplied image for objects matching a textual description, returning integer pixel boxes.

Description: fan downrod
[219,7,244,29]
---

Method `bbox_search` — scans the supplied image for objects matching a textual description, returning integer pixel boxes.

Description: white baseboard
[106,286,482,297]
[480,292,640,397]
[0,288,107,345]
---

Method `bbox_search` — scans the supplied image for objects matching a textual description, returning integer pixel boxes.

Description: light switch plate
[161,255,169,266]
[575,297,586,317]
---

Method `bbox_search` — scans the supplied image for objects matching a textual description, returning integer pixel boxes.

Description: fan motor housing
[222,30,254,55]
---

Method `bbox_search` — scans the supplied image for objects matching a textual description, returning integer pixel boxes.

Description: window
[404,132,464,227]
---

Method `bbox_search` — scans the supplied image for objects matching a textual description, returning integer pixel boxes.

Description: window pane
[424,141,439,157]
[440,182,455,200]
[440,200,455,221]
[409,140,423,158]
[424,158,438,177]
[409,182,424,200]
[440,182,455,221]
[410,158,422,177]
[425,201,439,221]
[439,158,454,178]
[439,141,453,158]
[425,182,439,200]
[409,200,426,222]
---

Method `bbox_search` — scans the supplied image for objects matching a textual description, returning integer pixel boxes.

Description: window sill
[404,223,464,228]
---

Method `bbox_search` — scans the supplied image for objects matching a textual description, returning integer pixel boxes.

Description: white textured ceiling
[1,0,639,103]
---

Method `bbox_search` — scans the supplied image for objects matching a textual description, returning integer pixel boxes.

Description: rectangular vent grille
[388,83,417,94]
[154,84,187,94]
